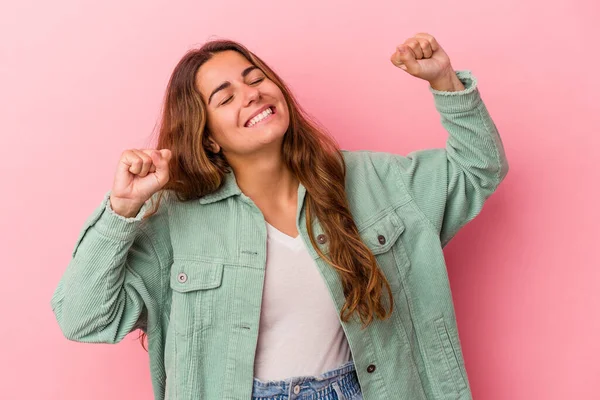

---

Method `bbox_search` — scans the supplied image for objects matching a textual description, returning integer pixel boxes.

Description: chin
[259,128,287,144]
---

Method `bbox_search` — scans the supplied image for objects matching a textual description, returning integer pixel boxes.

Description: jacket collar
[198,170,241,204]
[198,170,308,211]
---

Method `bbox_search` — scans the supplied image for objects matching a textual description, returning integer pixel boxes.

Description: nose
[242,84,260,106]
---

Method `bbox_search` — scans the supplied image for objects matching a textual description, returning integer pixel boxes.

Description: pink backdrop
[2,0,598,399]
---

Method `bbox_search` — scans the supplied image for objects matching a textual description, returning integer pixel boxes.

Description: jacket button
[367,364,376,373]
[177,272,188,283]
[377,235,386,245]
[317,234,327,244]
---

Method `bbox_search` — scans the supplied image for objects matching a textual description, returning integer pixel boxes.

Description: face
[195,50,290,159]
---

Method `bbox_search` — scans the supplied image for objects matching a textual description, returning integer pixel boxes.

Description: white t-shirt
[252,221,352,381]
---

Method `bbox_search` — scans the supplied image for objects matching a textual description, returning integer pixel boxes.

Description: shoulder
[341,149,399,181]
[340,150,412,217]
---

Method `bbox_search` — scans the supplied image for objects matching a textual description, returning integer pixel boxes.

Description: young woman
[51,33,508,400]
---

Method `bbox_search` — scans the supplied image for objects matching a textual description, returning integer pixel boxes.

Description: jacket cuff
[94,190,151,240]
[429,70,481,113]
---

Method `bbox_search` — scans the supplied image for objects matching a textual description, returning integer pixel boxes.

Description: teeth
[247,107,273,127]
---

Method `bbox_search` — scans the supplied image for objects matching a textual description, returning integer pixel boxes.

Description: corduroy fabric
[51,70,509,400]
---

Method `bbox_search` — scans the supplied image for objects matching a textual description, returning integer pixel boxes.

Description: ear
[207,136,221,153]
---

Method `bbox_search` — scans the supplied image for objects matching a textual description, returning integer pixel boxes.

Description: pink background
[2,0,599,399]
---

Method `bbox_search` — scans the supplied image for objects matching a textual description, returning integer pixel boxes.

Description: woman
[51,33,508,400]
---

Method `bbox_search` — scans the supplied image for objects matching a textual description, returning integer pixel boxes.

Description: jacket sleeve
[50,190,166,344]
[391,70,509,247]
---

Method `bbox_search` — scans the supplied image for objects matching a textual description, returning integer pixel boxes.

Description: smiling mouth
[245,106,276,128]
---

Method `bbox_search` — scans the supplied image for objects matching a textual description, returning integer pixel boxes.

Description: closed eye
[219,78,264,106]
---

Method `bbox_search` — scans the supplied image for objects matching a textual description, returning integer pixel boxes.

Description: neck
[228,149,299,207]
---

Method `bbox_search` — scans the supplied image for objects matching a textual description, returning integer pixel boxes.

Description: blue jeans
[251,360,363,400]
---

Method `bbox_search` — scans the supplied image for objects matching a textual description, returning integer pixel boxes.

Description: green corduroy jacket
[51,70,508,400]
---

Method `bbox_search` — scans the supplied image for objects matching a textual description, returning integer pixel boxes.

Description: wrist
[429,71,465,92]
[109,195,144,218]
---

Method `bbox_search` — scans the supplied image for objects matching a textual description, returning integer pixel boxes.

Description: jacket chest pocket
[169,259,224,338]
[359,211,410,292]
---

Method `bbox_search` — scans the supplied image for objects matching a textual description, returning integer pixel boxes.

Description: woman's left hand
[390,33,456,86]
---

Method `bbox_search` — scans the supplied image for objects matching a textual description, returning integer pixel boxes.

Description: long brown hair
[136,39,394,351]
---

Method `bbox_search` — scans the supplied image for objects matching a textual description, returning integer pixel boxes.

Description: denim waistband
[251,360,361,400]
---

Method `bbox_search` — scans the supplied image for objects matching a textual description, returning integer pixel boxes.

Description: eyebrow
[207,65,259,105]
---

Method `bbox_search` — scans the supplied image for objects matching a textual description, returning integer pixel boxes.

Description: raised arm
[391,69,508,246]
[51,148,173,343]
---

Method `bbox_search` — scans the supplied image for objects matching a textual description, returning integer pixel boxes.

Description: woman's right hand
[109,149,172,218]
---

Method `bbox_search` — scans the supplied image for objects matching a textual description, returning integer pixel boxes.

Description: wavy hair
[136,39,394,351]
